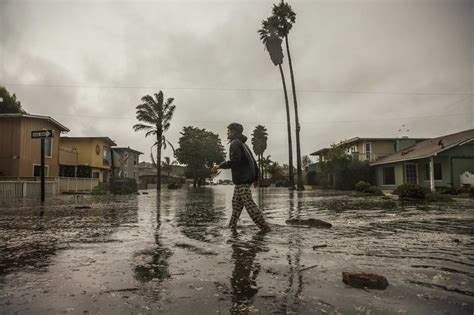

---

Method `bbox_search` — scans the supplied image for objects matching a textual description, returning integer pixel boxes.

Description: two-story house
[112,147,143,182]
[0,113,70,178]
[310,136,428,163]
[60,137,116,182]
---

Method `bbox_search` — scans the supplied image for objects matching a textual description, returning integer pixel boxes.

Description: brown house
[0,114,70,178]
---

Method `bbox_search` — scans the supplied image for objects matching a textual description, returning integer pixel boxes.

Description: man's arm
[213,140,242,171]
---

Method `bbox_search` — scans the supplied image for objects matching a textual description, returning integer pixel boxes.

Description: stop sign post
[31,130,53,202]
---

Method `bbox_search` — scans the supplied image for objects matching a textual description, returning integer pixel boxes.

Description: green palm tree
[259,16,295,189]
[133,91,176,191]
[271,1,304,190]
[251,125,268,182]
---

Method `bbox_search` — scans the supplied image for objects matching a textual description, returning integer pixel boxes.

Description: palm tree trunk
[156,132,162,191]
[278,63,295,190]
[285,35,304,191]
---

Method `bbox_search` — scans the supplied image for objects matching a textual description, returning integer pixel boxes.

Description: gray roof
[371,129,474,166]
[113,147,143,155]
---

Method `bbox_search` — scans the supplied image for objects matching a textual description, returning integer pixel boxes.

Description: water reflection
[229,231,268,313]
[133,192,172,283]
[176,188,225,242]
[0,196,139,278]
[280,191,304,313]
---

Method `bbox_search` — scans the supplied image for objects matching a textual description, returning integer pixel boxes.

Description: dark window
[33,165,49,177]
[425,163,442,181]
[44,138,53,157]
[405,164,417,184]
[383,167,395,185]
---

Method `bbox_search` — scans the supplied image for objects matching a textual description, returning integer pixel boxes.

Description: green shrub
[426,192,454,202]
[355,181,371,192]
[91,184,107,195]
[110,178,138,194]
[394,184,425,200]
[167,180,183,189]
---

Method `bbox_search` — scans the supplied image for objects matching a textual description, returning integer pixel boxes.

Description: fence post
[23,182,27,197]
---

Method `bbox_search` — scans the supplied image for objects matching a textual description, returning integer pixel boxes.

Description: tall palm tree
[259,16,295,189]
[271,1,304,190]
[251,125,268,182]
[133,91,176,191]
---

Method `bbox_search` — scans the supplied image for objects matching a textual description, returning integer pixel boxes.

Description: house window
[425,163,442,181]
[365,143,371,160]
[44,137,53,158]
[405,164,417,184]
[33,164,49,177]
[103,146,111,166]
[92,171,100,179]
[383,167,395,185]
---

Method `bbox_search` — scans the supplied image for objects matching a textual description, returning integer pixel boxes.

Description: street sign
[31,130,53,139]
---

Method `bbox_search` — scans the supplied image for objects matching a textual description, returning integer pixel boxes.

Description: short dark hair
[227,122,243,134]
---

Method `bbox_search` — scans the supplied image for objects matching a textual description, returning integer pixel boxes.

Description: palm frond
[133,123,152,131]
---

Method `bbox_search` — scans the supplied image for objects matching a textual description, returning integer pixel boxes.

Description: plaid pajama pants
[229,184,269,230]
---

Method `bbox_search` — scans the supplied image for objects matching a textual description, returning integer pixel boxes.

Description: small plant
[91,184,107,195]
[355,181,371,192]
[167,180,183,189]
[425,192,454,202]
[393,184,425,200]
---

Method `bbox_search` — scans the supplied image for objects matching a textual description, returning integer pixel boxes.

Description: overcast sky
[1,0,473,167]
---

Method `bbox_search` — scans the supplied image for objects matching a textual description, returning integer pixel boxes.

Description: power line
[2,82,473,96]
[47,111,472,125]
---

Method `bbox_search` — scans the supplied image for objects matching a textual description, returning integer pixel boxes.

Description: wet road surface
[1,186,473,314]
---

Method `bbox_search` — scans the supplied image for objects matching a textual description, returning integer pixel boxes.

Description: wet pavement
[0,186,473,314]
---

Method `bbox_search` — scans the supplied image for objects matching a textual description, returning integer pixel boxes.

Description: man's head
[227,122,243,140]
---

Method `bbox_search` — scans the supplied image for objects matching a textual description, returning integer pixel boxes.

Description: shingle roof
[371,129,474,166]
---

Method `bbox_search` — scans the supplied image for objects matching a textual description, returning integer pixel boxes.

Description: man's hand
[211,164,220,173]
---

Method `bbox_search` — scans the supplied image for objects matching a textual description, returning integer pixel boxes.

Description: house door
[405,164,418,184]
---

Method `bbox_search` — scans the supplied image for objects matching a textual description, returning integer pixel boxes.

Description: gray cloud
[1,0,472,167]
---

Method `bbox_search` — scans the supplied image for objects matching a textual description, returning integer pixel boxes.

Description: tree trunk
[156,132,162,191]
[285,35,304,191]
[278,63,295,190]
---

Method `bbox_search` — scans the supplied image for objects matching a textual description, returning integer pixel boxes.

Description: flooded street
[1,186,473,314]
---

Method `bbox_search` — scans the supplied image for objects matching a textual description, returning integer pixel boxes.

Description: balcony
[59,147,78,166]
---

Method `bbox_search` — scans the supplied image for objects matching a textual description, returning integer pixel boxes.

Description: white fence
[0,177,100,198]
[0,181,57,199]
[57,177,99,193]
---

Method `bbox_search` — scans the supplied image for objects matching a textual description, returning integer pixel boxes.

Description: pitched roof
[0,113,70,132]
[339,136,428,146]
[371,129,474,166]
[61,136,117,146]
[113,147,143,155]
[309,137,428,156]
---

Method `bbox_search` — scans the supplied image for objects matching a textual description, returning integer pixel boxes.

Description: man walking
[212,123,271,232]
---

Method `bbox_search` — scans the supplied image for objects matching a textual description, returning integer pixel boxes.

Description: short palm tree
[133,91,175,191]
[271,0,304,190]
[259,16,295,189]
[251,125,268,182]
[161,156,177,184]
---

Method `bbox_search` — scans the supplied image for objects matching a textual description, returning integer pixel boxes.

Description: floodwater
[0,186,473,314]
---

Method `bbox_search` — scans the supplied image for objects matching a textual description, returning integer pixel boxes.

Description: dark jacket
[219,135,259,185]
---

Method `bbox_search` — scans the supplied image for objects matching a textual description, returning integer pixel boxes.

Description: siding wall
[0,118,21,176]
